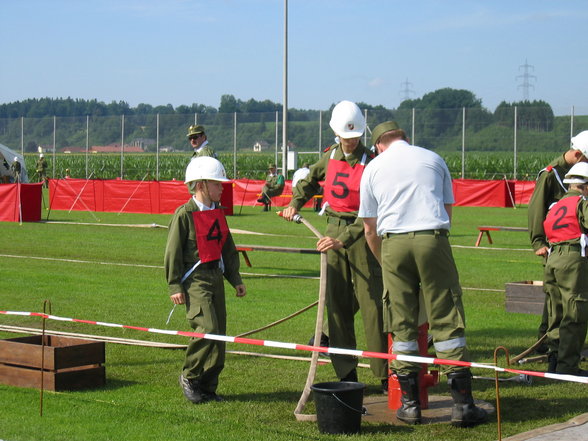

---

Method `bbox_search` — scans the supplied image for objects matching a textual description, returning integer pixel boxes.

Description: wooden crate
[0,335,105,391]
[505,281,545,315]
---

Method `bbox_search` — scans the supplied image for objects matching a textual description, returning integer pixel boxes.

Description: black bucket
[311,381,365,434]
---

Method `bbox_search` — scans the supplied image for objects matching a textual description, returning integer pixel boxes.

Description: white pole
[570,105,575,144]
[318,111,322,155]
[411,108,416,144]
[461,107,465,179]
[275,111,279,167]
[364,109,368,146]
[282,0,288,178]
[121,115,125,179]
[20,116,24,156]
[53,116,56,178]
[86,115,89,179]
[156,113,160,180]
[233,112,237,178]
[514,106,518,180]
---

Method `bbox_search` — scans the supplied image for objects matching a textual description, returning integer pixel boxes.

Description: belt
[551,243,581,251]
[384,229,449,238]
[326,216,355,226]
[197,260,221,270]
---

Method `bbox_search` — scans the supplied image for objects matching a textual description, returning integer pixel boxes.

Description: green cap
[187,125,205,137]
[371,121,400,147]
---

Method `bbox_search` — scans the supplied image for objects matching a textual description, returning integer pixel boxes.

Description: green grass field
[1,201,587,441]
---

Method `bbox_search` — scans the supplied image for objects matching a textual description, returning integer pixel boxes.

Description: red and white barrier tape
[2,310,587,384]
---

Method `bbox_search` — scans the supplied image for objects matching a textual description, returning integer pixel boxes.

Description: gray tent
[0,143,29,183]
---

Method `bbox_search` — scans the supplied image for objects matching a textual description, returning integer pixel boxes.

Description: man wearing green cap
[359,121,487,427]
[187,125,217,158]
[258,163,285,211]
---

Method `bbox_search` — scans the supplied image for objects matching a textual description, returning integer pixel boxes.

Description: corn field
[22,151,558,183]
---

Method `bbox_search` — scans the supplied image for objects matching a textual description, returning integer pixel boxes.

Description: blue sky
[2,0,587,115]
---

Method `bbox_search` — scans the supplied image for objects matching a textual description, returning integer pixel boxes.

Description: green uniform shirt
[36,158,48,173]
[290,142,373,248]
[164,198,242,296]
[528,154,571,251]
[192,145,217,159]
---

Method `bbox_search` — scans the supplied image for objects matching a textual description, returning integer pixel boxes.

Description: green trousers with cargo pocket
[182,267,227,394]
[543,244,588,374]
[381,231,470,376]
[324,220,388,381]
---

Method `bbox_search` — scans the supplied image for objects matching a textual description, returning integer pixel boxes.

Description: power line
[399,78,415,101]
[516,59,536,101]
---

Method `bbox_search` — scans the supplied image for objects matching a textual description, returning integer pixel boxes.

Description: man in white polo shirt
[358,121,487,428]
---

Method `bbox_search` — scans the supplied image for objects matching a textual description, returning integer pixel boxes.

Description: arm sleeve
[222,232,243,287]
[164,209,190,296]
[527,174,551,251]
[290,156,327,210]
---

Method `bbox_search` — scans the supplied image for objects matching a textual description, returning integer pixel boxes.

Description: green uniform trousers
[544,245,588,374]
[182,267,227,394]
[324,220,388,380]
[381,231,469,375]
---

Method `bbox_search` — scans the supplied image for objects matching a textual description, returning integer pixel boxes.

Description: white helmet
[185,156,229,183]
[13,157,18,162]
[329,100,366,139]
[572,131,588,156]
[563,162,588,184]
[40,153,44,158]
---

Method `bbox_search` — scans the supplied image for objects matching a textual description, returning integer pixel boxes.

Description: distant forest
[0,89,577,152]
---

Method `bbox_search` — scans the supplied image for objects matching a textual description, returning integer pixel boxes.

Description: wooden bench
[475,225,528,247]
[236,244,320,267]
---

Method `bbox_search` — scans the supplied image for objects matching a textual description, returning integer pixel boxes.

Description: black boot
[396,372,421,425]
[447,370,488,428]
[547,352,558,373]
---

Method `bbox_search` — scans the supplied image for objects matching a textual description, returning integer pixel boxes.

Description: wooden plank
[0,336,105,370]
[0,363,105,391]
[505,281,544,315]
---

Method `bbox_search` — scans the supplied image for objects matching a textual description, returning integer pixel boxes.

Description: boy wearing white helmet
[528,130,588,356]
[542,161,588,377]
[164,156,247,404]
[282,100,388,392]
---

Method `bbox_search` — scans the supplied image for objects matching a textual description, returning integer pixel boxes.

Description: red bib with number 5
[192,209,229,263]
[544,196,582,243]
[323,154,366,212]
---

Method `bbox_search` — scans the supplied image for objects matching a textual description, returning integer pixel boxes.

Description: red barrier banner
[0,183,42,222]
[48,179,233,215]
[47,178,537,215]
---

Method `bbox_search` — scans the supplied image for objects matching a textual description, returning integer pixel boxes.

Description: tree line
[0,89,567,153]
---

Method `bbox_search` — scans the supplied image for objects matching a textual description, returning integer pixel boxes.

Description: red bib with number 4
[192,209,229,263]
[323,152,366,212]
[544,196,582,243]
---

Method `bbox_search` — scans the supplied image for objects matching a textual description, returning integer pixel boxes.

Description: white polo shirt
[358,140,454,235]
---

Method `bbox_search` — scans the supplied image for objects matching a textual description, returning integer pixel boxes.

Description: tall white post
[411,108,416,144]
[318,111,322,155]
[282,0,288,178]
[121,115,125,179]
[571,105,575,144]
[275,111,279,166]
[20,116,24,156]
[156,113,160,180]
[86,115,89,179]
[53,116,56,178]
[461,107,466,179]
[514,106,518,180]
[233,112,237,178]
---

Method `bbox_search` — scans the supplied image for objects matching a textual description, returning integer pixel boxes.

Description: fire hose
[277,211,326,421]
